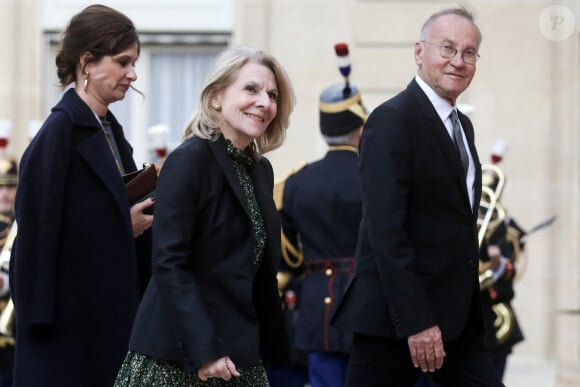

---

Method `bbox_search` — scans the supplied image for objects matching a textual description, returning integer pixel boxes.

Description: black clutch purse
[123,163,157,215]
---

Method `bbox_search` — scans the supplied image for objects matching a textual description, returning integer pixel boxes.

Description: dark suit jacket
[129,135,288,372]
[332,79,484,342]
[10,89,152,387]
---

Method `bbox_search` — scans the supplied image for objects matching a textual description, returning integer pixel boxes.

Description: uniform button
[324,297,332,304]
[325,268,333,276]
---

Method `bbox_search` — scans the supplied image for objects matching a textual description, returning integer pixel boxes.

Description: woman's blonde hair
[183,46,296,155]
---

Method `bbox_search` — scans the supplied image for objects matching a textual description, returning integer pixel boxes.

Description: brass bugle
[477,164,506,248]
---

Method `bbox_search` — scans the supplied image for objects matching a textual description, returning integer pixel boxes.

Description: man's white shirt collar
[415,75,455,120]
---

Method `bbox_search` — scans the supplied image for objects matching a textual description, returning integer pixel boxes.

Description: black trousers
[346,332,504,387]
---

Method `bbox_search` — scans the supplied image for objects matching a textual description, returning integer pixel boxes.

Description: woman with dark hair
[115,45,295,386]
[10,5,153,386]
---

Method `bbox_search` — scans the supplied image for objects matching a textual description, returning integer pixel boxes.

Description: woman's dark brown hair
[55,4,140,87]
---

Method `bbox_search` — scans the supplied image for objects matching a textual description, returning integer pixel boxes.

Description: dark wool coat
[10,89,152,387]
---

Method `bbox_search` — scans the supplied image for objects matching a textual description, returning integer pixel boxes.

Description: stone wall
[0,0,578,384]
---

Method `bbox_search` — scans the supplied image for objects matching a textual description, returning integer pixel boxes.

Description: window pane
[148,48,221,151]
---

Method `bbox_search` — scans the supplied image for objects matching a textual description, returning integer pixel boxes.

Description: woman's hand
[130,198,154,238]
[197,356,240,381]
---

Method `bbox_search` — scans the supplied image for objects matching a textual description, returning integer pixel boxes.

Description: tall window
[147,48,221,151]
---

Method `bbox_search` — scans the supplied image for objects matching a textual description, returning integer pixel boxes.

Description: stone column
[551,27,580,387]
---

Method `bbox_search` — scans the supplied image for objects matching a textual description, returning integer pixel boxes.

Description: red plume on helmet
[334,43,351,96]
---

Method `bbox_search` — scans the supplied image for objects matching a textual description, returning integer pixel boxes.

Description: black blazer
[129,136,288,371]
[332,79,484,342]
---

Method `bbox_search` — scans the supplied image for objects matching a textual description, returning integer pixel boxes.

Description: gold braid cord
[274,162,307,269]
[281,231,304,269]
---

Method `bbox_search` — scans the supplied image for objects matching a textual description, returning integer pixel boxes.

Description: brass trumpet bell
[477,164,506,247]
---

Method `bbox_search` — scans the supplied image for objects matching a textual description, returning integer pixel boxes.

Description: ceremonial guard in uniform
[479,217,525,381]
[477,142,528,381]
[0,154,18,387]
[0,157,17,286]
[273,43,366,387]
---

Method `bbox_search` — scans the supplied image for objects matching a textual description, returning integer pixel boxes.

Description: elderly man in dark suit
[332,7,504,387]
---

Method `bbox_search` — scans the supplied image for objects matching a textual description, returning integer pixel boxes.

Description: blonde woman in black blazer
[115,46,296,386]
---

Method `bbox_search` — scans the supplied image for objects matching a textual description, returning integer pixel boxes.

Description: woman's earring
[83,72,90,92]
[212,102,221,111]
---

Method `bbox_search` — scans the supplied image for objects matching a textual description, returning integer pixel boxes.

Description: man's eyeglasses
[421,41,480,65]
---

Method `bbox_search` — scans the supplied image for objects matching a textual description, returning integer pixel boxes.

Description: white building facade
[0,0,578,385]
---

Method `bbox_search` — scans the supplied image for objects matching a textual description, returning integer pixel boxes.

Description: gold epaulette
[273,161,308,210]
[274,162,308,268]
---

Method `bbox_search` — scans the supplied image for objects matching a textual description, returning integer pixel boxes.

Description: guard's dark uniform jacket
[278,147,361,353]
[480,218,525,355]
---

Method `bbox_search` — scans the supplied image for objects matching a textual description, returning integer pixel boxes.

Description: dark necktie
[450,110,469,176]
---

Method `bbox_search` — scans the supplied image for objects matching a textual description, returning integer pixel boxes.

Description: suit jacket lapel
[209,136,253,220]
[106,111,138,173]
[77,132,129,211]
[56,90,132,220]
[251,159,279,264]
[210,137,279,265]
[408,80,473,211]
[458,112,482,216]
[408,81,465,176]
